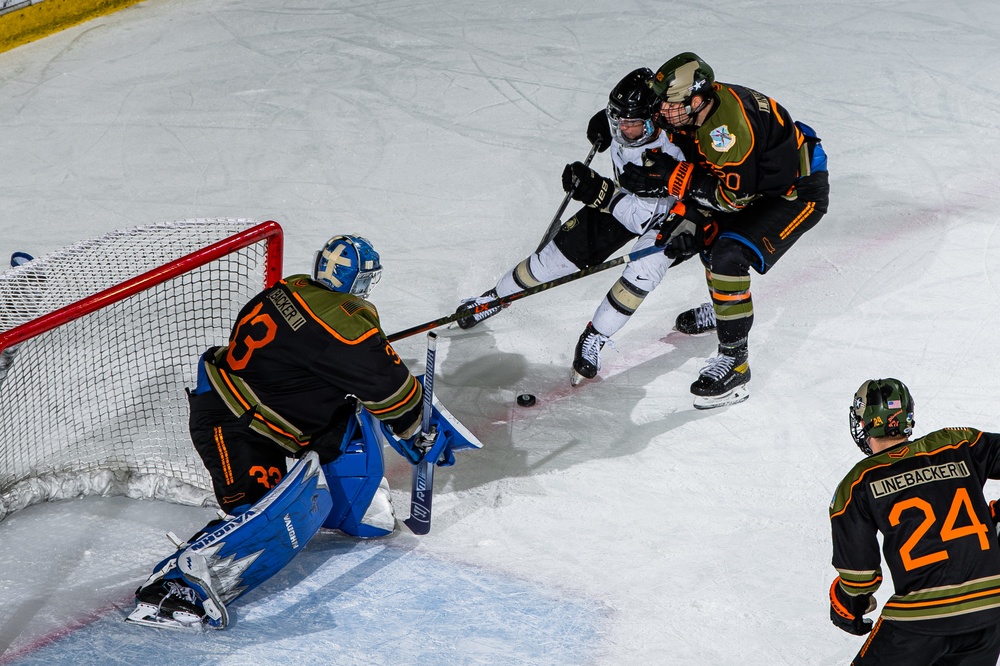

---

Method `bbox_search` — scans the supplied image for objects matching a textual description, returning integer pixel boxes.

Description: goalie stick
[403,331,438,535]
[534,142,599,254]
[387,244,663,342]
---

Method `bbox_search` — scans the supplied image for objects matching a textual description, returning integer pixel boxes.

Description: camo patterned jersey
[203,275,422,454]
[830,428,1000,635]
[668,82,810,213]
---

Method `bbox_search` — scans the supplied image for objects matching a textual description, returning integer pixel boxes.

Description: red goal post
[0,219,283,521]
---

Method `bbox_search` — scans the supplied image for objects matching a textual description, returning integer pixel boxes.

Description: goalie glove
[384,422,457,467]
[562,161,615,210]
[386,431,427,464]
[829,578,876,636]
[620,151,697,199]
[586,109,612,153]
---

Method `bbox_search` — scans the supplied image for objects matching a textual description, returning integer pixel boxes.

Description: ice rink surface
[2,0,1000,663]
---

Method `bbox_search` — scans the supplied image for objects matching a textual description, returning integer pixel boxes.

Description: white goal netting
[0,218,282,521]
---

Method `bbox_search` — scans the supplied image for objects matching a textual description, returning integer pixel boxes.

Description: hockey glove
[620,151,695,199]
[562,161,615,210]
[654,202,702,264]
[829,578,876,636]
[586,109,612,153]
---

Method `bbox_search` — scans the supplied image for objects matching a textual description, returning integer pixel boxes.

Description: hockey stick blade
[387,244,662,342]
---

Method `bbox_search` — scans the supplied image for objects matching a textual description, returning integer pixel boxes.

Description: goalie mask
[606,68,659,148]
[849,378,915,456]
[313,234,382,299]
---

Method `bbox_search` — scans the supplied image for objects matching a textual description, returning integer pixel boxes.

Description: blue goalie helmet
[313,234,382,298]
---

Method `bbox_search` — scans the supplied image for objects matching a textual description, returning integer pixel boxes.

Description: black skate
[455,289,506,330]
[675,302,716,335]
[571,323,609,386]
[690,346,750,409]
[126,579,207,631]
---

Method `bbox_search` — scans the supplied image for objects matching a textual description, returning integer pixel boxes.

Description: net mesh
[0,219,279,520]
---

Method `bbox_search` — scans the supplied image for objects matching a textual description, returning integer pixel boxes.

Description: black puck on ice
[516,393,536,407]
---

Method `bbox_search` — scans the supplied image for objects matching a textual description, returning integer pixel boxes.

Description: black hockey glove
[829,579,876,636]
[654,202,702,264]
[586,109,612,153]
[562,161,615,210]
[620,151,695,199]
[830,606,872,636]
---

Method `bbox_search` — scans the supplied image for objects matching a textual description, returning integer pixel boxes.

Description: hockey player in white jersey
[455,68,690,385]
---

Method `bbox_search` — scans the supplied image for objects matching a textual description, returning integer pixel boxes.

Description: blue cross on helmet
[313,234,382,299]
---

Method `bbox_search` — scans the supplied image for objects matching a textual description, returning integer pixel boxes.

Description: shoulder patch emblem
[709,125,736,152]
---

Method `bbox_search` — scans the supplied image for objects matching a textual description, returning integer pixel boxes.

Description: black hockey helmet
[849,378,915,455]
[606,68,659,148]
[650,52,716,130]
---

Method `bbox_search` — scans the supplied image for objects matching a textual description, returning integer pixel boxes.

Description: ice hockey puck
[516,393,536,407]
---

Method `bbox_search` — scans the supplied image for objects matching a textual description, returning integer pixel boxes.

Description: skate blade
[692,385,749,410]
[125,603,204,631]
[570,369,591,387]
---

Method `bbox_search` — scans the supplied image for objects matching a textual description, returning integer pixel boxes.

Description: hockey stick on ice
[534,142,599,254]
[403,331,438,535]
[387,244,663,342]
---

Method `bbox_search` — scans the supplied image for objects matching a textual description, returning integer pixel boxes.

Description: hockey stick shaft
[403,332,438,535]
[387,244,662,343]
[533,143,599,254]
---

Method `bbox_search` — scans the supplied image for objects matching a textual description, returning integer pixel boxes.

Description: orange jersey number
[890,487,991,571]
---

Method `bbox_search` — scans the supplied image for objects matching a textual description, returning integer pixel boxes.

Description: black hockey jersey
[203,275,422,454]
[669,82,810,213]
[830,428,1000,635]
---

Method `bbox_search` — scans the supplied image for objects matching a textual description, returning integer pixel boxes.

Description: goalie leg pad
[129,451,332,630]
[322,408,394,538]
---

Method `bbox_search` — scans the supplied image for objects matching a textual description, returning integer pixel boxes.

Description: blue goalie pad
[321,407,391,538]
[176,451,332,628]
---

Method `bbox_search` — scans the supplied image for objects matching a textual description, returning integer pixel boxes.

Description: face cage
[848,408,873,456]
[350,267,382,299]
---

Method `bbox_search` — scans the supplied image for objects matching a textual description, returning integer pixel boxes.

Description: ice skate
[126,579,207,631]
[455,289,506,330]
[691,346,750,409]
[675,302,716,335]
[571,322,609,386]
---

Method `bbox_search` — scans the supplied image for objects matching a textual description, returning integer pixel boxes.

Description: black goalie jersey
[830,428,1000,635]
[203,274,423,454]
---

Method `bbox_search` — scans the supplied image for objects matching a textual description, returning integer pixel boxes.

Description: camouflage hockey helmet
[313,234,382,299]
[849,378,915,455]
[651,52,715,104]
[606,68,659,147]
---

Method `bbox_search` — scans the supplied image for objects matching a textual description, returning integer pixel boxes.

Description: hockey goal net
[0,219,283,521]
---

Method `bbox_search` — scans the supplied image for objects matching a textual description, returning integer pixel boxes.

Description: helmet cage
[313,234,382,299]
[651,53,715,131]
